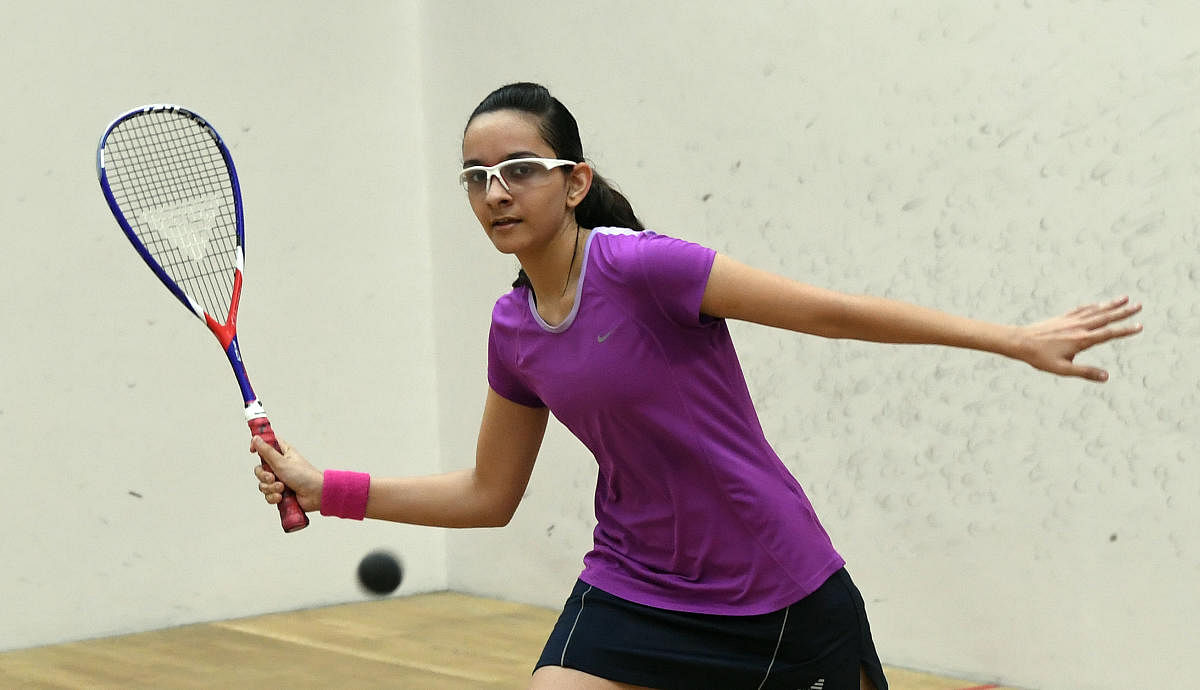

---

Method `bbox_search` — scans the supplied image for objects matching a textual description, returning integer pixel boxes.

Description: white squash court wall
[1,3,1195,690]
[426,3,1198,690]
[0,0,445,652]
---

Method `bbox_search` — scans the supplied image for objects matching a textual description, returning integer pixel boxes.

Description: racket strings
[104,111,240,321]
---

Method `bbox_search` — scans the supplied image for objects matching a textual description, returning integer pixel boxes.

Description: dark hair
[466,82,644,288]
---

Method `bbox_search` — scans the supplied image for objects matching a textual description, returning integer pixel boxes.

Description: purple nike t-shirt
[487,228,844,615]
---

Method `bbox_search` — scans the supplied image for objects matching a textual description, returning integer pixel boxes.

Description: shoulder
[589,226,673,248]
[589,228,713,272]
[588,228,718,326]
[588,226,647,259]
[490,286,529,327]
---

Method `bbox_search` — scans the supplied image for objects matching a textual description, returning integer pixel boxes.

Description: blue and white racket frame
[97,104,309,532]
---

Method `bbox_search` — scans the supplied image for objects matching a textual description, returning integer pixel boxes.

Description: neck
[519,221,587,316]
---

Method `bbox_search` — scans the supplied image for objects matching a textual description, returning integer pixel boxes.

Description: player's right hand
[251,436,322,513]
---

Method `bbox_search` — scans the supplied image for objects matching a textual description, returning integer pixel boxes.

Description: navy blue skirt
[536,568,887,690]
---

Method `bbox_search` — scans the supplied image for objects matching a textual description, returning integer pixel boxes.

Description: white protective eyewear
[459,157,577,195]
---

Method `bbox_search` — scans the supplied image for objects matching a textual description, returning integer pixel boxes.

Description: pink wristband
[320,470,371,520]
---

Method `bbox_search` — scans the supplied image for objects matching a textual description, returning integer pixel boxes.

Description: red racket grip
[249,416,310,533]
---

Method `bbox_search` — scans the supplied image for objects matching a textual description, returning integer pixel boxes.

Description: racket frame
[97,104,308,532]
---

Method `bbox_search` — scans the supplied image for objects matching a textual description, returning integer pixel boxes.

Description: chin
[484,230,525,256]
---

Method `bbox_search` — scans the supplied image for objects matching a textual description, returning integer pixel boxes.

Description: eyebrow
[462,151,544,168]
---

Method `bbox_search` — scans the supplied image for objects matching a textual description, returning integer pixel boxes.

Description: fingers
[1074,312,1143,353]
[1079,299,1142,331]
[1084,321,1144,349]
[1064,297,1143,354]
[1066,295,1126,317]
[1066,320,1142,383]
[250,435,285,465]
[258,480,285,502]
[1070,296,1133,318]
[1021,296,1143,383]
[253,465,286,504]
[248,436,319,511]
[1072,366,1110,383]
[250,436,316,508]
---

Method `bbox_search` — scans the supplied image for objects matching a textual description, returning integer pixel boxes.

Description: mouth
[491,216,521,230]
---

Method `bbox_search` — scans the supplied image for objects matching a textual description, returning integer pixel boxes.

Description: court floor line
[212,619,504,684]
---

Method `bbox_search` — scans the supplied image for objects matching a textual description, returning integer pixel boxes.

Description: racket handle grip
[249,417,310,533]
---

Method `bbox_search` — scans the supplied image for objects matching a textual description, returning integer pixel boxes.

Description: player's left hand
[1016,296,1142,382]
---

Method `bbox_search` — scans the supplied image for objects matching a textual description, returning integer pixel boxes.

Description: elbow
[484,513,513,528]
[475,497,520,528]
[477,510,514,529]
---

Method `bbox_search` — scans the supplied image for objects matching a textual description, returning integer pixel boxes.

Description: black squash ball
[357,550,403,595]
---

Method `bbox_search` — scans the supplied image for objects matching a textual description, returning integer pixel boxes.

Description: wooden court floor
[0,591,1020,689]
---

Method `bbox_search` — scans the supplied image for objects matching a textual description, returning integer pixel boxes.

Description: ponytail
[575,172,643,233]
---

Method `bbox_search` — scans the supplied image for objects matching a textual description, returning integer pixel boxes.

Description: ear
[565,162,593,209]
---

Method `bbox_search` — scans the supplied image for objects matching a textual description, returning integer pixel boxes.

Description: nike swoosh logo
[597,328,617,343]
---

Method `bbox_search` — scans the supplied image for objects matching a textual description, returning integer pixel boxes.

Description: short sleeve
[635,232,718,326]
[487,306,545,408]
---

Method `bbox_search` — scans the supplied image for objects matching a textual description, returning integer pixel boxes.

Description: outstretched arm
[699,254,1142,382]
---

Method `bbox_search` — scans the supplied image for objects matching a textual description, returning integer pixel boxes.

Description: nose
[484,171,512,202]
